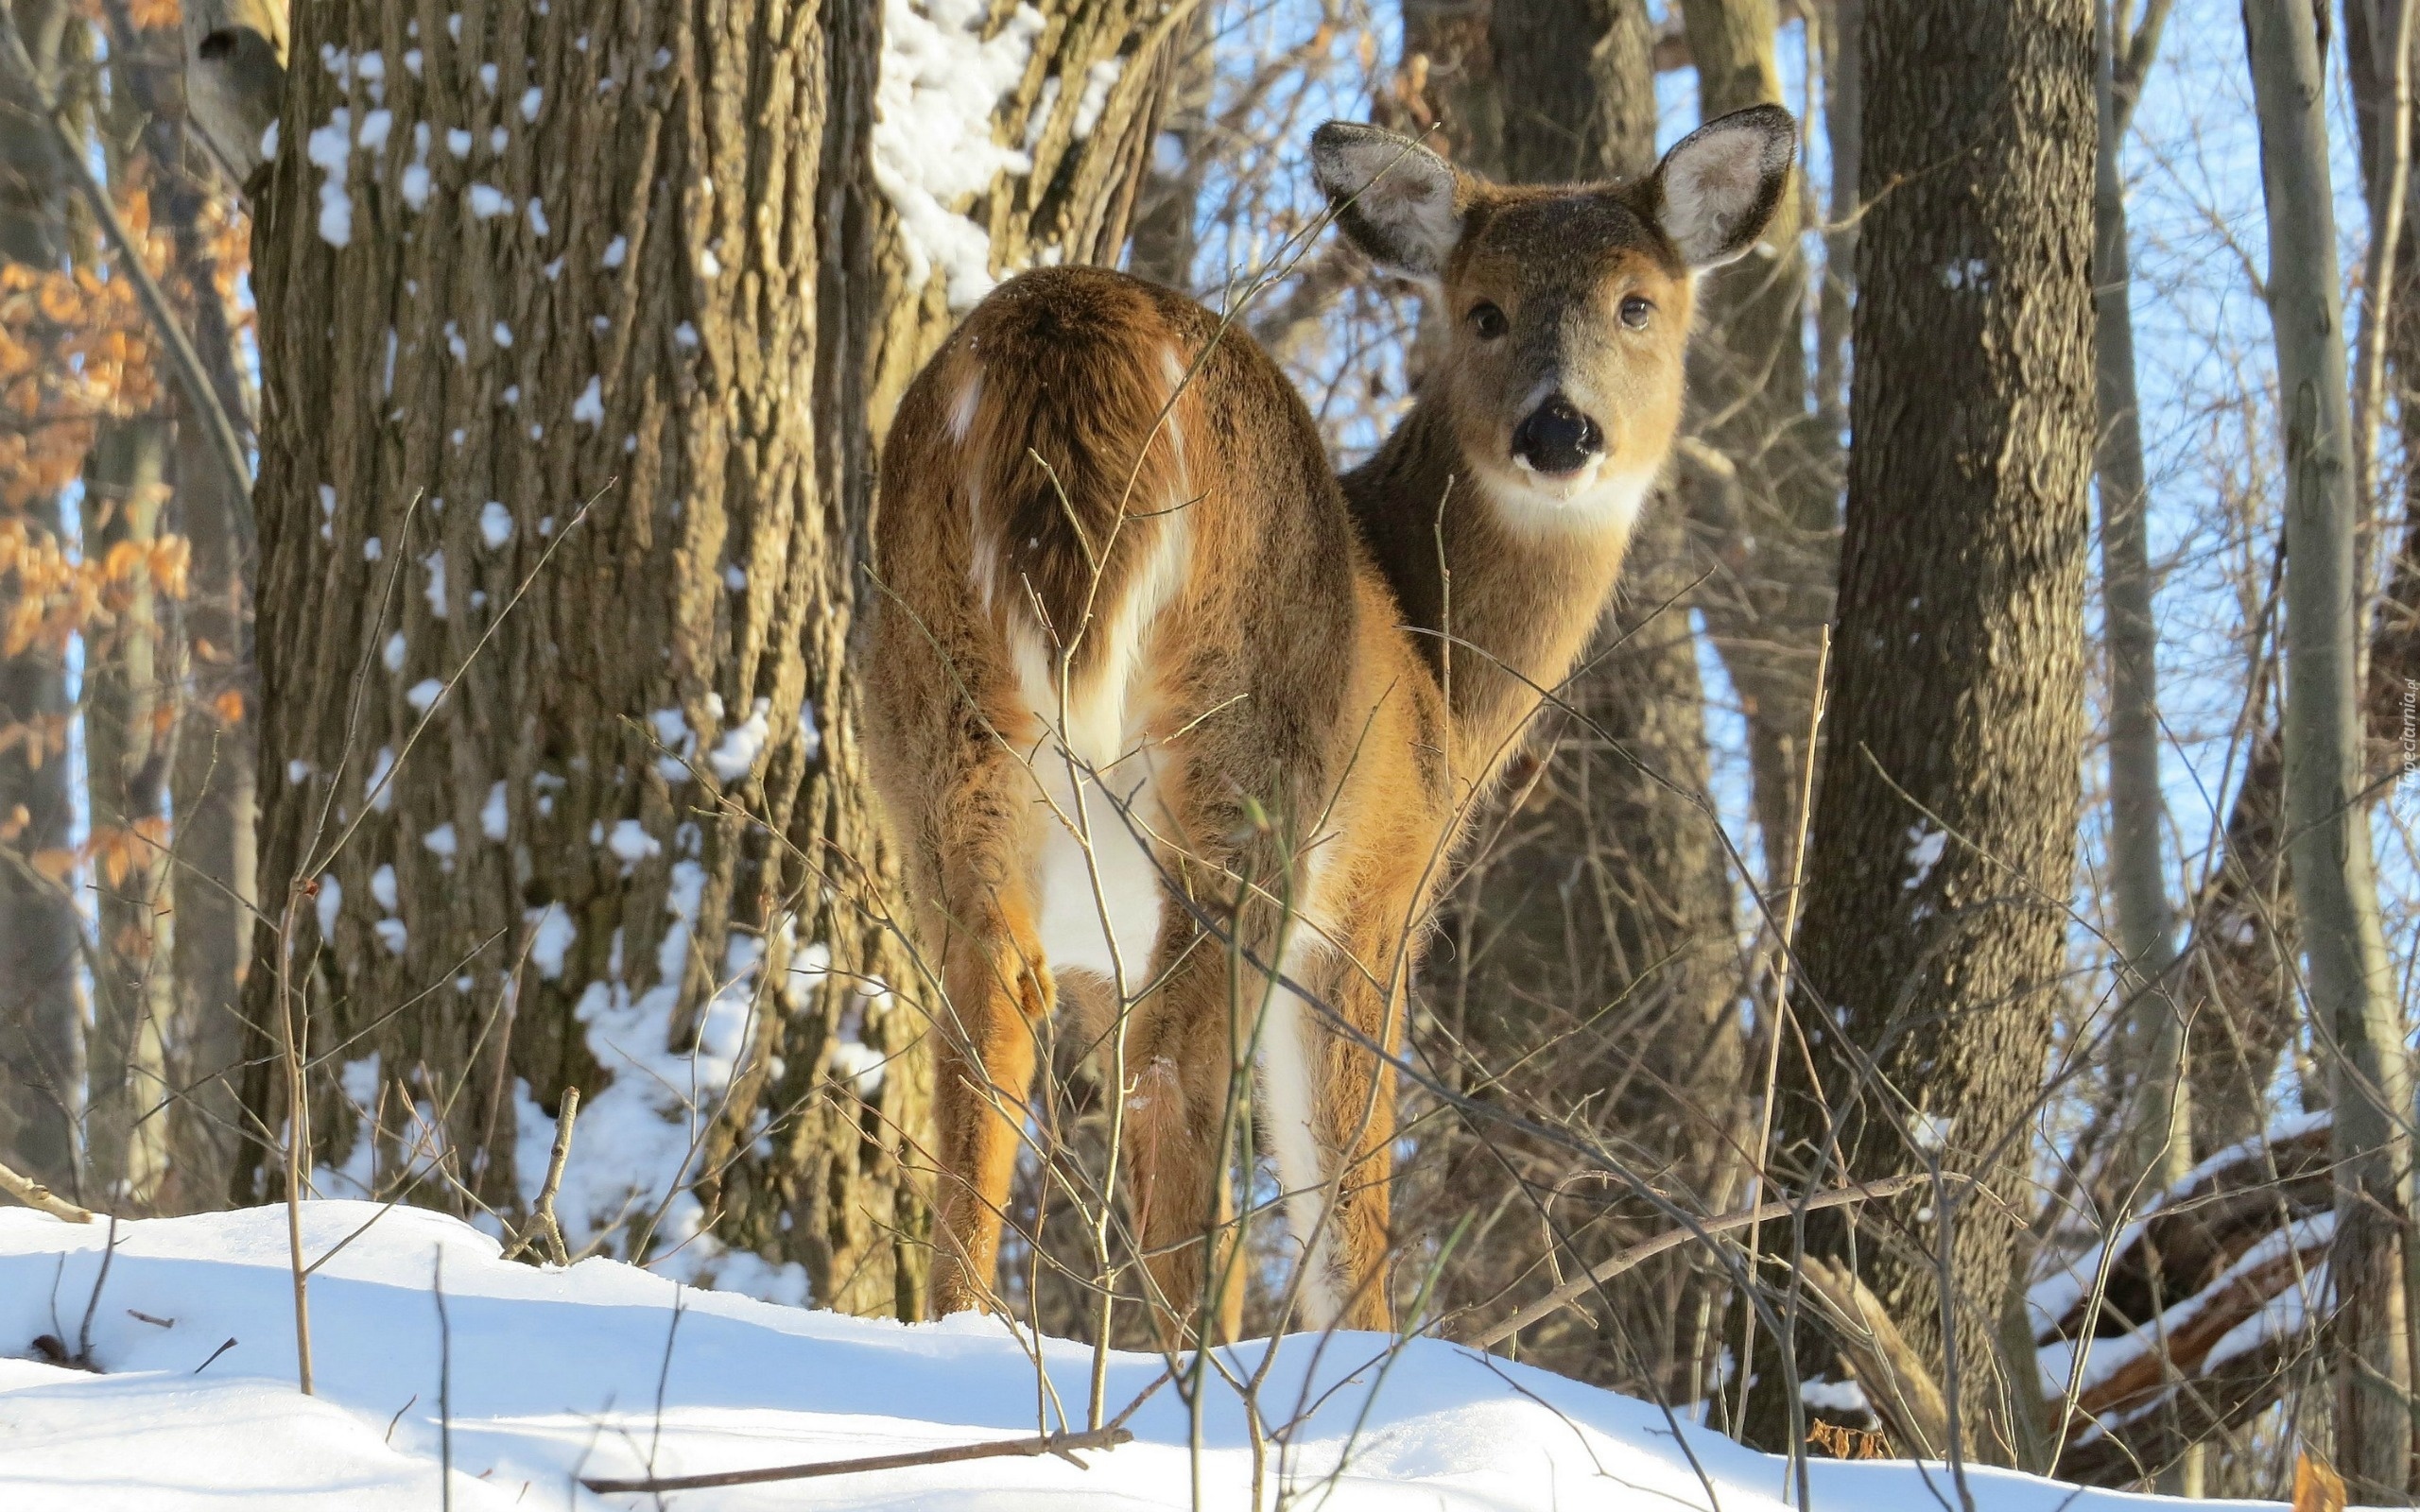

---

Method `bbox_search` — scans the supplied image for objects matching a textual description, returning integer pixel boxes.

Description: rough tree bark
[1746,0,2097,1464]
[2244,0,2415,1495]
[0,0,90,1196]
[239,0,1174,1320]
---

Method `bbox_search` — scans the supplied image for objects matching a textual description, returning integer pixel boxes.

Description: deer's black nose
[1511,395,1603,476]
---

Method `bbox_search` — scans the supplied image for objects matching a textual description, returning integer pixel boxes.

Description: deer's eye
[1619,295,1653,330]
[1468,301,1508,339]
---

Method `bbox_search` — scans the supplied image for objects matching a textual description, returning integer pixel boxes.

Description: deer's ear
[1647,104,1797,269]
[1311,122,1469,278]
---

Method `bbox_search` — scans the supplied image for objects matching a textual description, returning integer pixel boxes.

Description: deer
[861,104,1796,1340]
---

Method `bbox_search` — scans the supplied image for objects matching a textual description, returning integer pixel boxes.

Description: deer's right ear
[1311,123,1467,278]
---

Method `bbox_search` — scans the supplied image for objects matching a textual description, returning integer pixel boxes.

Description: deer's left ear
[1647,104,1797,269]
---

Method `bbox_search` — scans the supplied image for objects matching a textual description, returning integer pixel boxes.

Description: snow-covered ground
[0,1202,2328,1509]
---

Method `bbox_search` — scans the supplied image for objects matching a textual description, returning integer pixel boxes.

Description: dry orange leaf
[0,802,26,843]
[2293,1452,2345,1512]
[29,848,76,884]
[97,831,131,887]
[212,687,245,726]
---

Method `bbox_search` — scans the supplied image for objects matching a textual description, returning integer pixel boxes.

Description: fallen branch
[0,1160,94,1223]
[579,1423,1133,1494]
[1794,1253,1950,1460]
[1464,1172,1935,1350]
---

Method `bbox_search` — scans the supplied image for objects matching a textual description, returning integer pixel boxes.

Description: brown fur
[860,108,1794,1338]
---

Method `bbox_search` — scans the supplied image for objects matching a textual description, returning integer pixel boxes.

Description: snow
[424,551,448,619]
[383,631,406,673]
[601,234,628,268]
[468,184,512,219]
[0,1204,2351,1511]
[706,697,772,782]
[1902,825,1945,888]
[1799,1375,1870,1414]
[406,678,444,713]
[573,375,605,427]
[372,916,408,954]
[605,819,662,865]
[873,0,1046,309]
[367,747,398,813]
[526,904,577,980]
[1072,57,1123,141]
[370,863,399,912]
[479,501,514,549]
[403,124,433,210]
[314,873,342,939]
[481,781,510,841]
[424,822,458,862]
[306,109,354,247]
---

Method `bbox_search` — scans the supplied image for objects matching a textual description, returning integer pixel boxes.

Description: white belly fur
[1009,619,1170,988]
[1028,747,1167,985]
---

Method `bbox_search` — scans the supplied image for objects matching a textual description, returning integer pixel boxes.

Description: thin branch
[579,1424,1134,1494]
[1461,1171,1936,1350]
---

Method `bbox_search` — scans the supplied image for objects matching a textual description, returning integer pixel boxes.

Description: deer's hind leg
[877,635,1058,1318]
[919,748,1057,1318]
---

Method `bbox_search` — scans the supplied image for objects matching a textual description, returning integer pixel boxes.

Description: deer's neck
[1341,399,1650,788]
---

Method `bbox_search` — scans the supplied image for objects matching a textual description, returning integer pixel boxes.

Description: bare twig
[579,1424,1135,1494]
[75,1216,120,1366]
[0,1160,95,1223]
[1462,1171,1934,1350]
[501,1087,579,1266]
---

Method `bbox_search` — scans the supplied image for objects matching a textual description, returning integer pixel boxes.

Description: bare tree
[1748,0,2098,1464]
[2244,0,2415,1495]
[2086,0,2194,1488]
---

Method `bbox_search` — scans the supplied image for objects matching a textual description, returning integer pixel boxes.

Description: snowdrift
[0,1203,2329,1509]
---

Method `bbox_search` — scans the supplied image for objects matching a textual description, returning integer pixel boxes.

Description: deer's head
[1312,105,1796,532]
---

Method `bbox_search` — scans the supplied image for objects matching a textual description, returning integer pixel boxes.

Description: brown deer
[862,105,1795,1337]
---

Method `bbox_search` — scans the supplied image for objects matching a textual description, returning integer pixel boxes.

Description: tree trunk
[0,0,91,1197]
[1676,0,1833,895]
[1746,0,2097,1465]
[2089,0,2194,1406]
[157,137,262,1212]
[78,414,176,1206]
[78,0,200,1211]
[239,0,1174,1318]
[2244,1,2415,1496]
